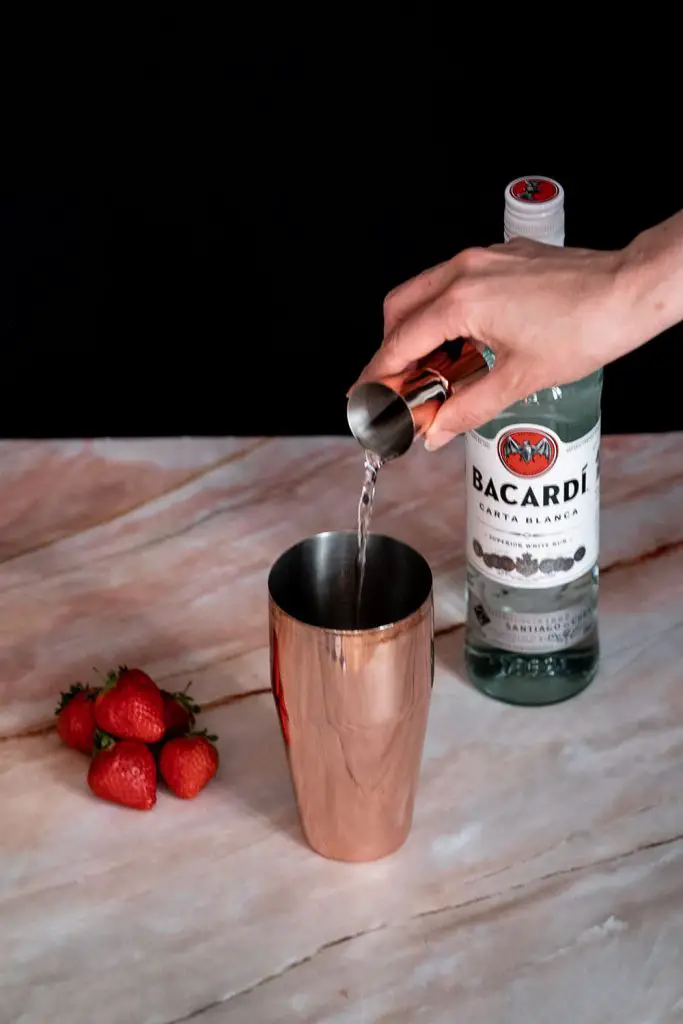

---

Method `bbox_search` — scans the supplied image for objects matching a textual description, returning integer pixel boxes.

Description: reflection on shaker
[270,630,290,746]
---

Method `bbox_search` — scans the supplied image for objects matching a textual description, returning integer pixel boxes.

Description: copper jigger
[268,531,433,863]
[347,338,490,460]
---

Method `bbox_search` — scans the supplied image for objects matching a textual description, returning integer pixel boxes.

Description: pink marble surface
[0,435,682,1023]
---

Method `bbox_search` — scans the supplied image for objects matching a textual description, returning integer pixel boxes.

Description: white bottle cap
[504,176,565,247]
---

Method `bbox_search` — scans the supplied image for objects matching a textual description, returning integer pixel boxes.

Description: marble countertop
[1,435,682,1024]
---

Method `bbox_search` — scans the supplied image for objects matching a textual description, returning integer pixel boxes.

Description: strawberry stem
[191,728,218,742]
[55,682,94,714]
[93,729,116,752]
[173,686,201,716]
[100,670,120,694]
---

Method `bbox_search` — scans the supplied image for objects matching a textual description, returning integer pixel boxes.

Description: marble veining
[0,435,681,1023]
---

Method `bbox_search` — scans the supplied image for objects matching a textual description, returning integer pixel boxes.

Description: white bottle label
[468,594,595,654]
[466,421,600,589]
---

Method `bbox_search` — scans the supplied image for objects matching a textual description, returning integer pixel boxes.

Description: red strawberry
[115,666,158,691]
[159,731,219,799]
[55,683,98,754]
[88,734,157,810]
[161,682,200,739]
[94,665,165,743]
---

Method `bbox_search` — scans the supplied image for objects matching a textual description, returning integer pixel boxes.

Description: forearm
[620,209,683,347]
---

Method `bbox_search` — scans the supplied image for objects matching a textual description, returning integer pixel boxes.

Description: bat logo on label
[498,429,558,478]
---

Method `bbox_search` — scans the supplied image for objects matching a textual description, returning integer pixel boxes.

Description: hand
[355,238,637,450]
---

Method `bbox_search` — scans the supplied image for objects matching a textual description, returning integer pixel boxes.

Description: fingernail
[346,371,368,398]
[424,430,454,452]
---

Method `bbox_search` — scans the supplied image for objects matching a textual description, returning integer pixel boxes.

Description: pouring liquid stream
[355,449,384,626]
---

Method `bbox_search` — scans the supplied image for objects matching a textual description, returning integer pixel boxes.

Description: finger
[383,258,455,336]
[424,360,530,450]
[358,287,468,383]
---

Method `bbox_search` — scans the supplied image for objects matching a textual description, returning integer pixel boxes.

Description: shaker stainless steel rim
[268,530,433,634]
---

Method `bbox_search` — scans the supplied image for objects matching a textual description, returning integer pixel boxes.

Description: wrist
[618,211,683,346]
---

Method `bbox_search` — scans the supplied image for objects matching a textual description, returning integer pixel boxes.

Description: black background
[1,23,679,438]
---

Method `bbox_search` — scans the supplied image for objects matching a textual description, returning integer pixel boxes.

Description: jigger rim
[268,530,433,636]
[347,380,415,461]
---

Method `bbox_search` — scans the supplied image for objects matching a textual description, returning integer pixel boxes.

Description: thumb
[424,360,528,450]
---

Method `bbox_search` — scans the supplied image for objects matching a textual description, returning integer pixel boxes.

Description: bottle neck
[504,223,565,247]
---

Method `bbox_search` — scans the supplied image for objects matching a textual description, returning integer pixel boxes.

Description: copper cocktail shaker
[347,338,490,460]
[268,531,433,863]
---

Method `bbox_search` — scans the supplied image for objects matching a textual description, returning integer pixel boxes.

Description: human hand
[354,238,636,450]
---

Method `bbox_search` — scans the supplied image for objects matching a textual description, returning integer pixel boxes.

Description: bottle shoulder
[472,371,603,442]
[503,369,603,412]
